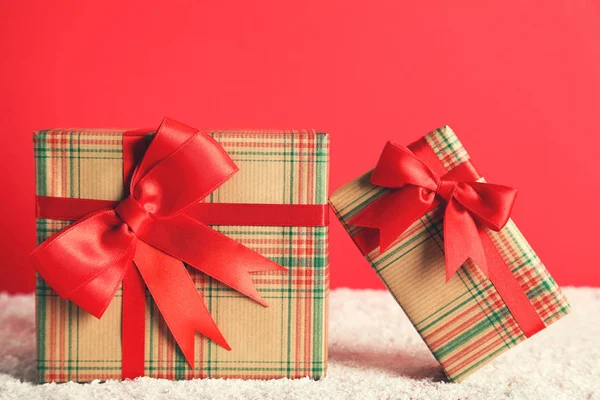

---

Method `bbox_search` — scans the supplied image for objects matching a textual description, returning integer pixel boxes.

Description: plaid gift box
[34,128,329,382]
[329,126,570,382]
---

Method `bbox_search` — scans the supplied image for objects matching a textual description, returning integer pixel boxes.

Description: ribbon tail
[134,240,230,368]
[443,199,488,281]
[478,229,546,337]
[141,214,285,307]
[349,185,435,252]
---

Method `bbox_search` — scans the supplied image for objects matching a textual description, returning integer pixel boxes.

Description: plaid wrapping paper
[34,129,329,383]
[329,126,570,382]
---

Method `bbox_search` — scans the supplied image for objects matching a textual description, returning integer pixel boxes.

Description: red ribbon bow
[30,118,285,369]
[349,141,518,281]
[346,137,544,338]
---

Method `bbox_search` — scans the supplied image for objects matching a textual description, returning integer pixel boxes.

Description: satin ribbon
[35,196,329,227]
[31,118,315,378]
[349,138,545,337]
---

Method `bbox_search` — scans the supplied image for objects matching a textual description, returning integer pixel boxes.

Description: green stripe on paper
[416,293,477,333]
[435,127,462,157]
[432,314,500,359]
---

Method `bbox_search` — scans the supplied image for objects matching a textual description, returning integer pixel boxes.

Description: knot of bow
[349,141,518,280]
[30,118,285,367]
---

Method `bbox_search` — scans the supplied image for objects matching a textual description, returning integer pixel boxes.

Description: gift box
[329,126,570,382]
[33,119,329,382]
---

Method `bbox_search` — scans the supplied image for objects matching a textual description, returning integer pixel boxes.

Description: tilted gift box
[33,121,329,382]
[329,126,569,382]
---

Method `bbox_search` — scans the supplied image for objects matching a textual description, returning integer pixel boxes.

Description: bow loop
[370,141,439,190]
[30,209,136,318]
[131,118,238,218]
[452,182,518,231]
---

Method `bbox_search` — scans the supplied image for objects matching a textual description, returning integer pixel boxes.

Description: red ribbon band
[348,137,545,338]
[36,196,329,227]
[31,118,328,379]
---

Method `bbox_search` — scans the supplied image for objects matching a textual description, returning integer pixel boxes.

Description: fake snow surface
[0,288,598,400]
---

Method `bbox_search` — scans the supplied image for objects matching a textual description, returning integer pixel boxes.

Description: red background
[1,1,599,293]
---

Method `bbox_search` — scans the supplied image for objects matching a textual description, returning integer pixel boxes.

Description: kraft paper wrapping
[329,126,569,382]
[34,129,329,382]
